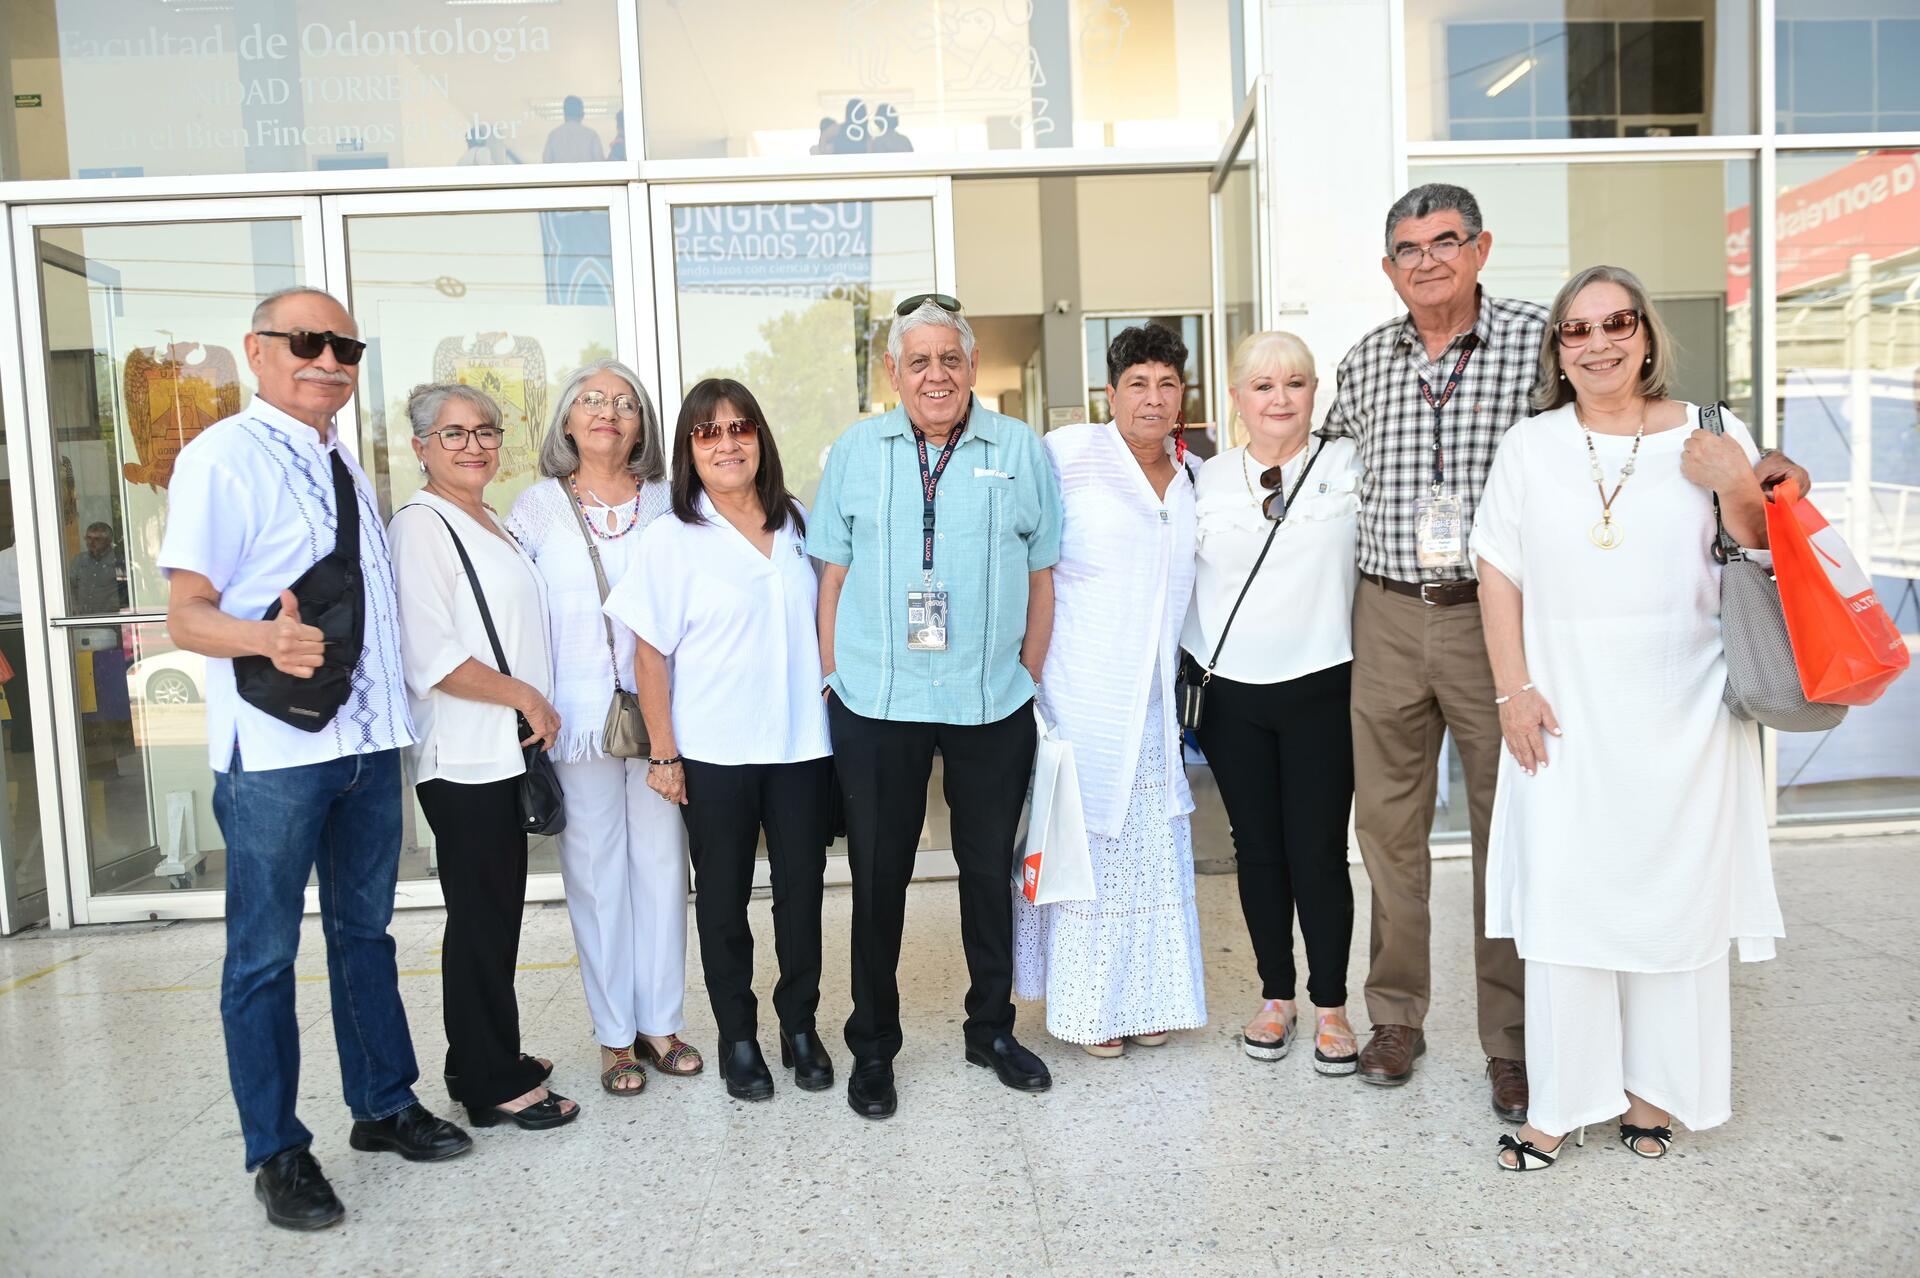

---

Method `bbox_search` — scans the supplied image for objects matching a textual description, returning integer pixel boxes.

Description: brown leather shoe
[1356,1024,1425,1086]
[1487,1057,1528,1123]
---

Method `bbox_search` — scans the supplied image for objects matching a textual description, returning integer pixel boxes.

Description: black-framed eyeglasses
[575,389,640,419]
[1389,233,1478,271]
[894,292,963,317]
[1556,309,1642,348]
[690,419,761,447]
[432,425,506,451]
[254,329,367,365]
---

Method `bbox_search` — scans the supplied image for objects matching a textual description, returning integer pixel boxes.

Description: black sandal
[465,1091,579,1131]
[1619,1122,1673,1159]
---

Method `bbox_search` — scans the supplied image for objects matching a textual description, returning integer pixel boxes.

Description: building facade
[0,0,1914,932]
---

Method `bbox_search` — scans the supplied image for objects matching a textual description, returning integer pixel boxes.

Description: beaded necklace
[568,472,643,539]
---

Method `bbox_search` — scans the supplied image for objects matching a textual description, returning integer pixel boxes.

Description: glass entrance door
[1210,80,1273,450]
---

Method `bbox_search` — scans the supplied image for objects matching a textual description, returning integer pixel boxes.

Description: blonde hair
[1533,264,1678,411]
[1226,331,1317,447]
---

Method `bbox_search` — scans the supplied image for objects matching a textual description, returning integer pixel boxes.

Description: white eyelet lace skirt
[1012,677,1208,1045]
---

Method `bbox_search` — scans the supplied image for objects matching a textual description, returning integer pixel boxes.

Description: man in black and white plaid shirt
[1323,183,1544,1121]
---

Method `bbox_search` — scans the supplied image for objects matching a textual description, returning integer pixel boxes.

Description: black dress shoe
[779,1029,835,1092]
[964,1033,1052,1092]
[254,1147,345,1231]
[348,1101,474,1162]
[846,1056,896,1120]
[719,1039,775,1102]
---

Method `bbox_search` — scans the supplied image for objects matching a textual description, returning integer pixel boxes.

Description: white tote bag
[1018,707,1095,905]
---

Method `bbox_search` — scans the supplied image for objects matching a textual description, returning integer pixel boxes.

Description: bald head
[251,287,352,335]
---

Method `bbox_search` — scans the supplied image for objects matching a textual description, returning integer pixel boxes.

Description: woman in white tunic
[1470,267,1784,1172]
[1013,323,1207,1054]
[507,360,702,1097]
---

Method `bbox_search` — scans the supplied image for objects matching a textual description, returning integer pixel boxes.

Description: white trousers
[1524,951,1732,1138]
[554,755,689,1048]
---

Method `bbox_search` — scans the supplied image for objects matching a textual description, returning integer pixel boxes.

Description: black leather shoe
[254,1147,345,1231]
[347,1101,473,1162]
[780,1030,835,1092]
[964,1033,1052,1093]
[846,1056,896,1120]
[719,1039,775,1101]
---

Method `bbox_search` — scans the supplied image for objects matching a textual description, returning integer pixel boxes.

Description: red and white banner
[1726,150,1920,307]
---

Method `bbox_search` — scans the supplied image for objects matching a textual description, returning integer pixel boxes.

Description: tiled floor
[2,833,1916,1276]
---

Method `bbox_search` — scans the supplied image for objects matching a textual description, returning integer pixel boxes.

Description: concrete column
[1037,175,1084,423]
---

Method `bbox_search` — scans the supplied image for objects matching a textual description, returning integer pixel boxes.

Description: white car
[126,646,205,706]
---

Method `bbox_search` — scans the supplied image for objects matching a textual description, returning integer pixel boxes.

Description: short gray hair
[1532,264,1678,412]
[1383,183,1484,255]
[404,382,502,438]
[251,286,350,333]
[537,358,666,482]
[886,298,976,365]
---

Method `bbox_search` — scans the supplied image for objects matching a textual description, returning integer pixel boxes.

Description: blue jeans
[215,747,419,1171]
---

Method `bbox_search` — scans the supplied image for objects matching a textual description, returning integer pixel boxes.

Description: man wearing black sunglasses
[161,287,469,1231]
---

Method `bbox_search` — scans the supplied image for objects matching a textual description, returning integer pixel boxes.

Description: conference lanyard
[1419,334,1479,492]
[914,423,965,582]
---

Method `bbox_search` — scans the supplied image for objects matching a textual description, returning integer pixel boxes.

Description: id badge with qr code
[1414,493,1468,569]
[905,589,949,651]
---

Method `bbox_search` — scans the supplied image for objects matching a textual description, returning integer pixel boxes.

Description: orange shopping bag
[1765,486,1910,705]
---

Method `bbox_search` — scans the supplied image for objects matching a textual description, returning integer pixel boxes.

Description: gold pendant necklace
[1578,405,1647,550]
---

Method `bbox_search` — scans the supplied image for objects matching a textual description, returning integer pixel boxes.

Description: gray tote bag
[1700,403,1847,733]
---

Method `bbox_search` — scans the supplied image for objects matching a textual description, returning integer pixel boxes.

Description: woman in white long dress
[507,359,702,1096]
[1471,266,1784,1172]
[1013,323,1207,1054]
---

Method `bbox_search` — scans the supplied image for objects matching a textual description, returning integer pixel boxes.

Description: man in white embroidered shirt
[159,288,470,1232]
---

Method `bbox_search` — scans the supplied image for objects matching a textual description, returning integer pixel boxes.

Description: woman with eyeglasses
[1472,266,1782,1172]
[389,383,576,1131]
[1181,330,1363,1072]
[507,359,704,1098]
[602,378,835,1102]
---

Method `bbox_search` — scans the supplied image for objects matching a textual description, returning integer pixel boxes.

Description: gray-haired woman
[389,382,577,1131]
[506,360,704,1096]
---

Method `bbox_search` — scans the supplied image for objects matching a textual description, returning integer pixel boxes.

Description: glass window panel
[637,0,1237,162]
[1,396,50,930]
[1881,22,1920,113]
[1786,20,1873,117]
[1777,8,1920,134]
[1,1,622,181]
[1217,150,1259,440]
[1773,149,1920,818]
[667,198,936,503]
[1412,159,1757,425]
[1405,1,1752,142]
[34,219,304,896]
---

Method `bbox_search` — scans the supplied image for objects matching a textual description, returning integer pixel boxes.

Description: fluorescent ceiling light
[1485,57,1536,99]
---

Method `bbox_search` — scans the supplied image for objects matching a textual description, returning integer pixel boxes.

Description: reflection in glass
[1404,1,1752,142]
[669,199,937,501]
[1772,150,1920,817]
[0,1,623,181]
[1,396,50,929]
[638,0,1236,161]
[1082,314,1210,454]
[1777,8,1920,134]
[1216,145,1258,448]
[1411,159,1757,424]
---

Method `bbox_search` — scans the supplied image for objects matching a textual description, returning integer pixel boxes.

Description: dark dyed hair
[1105,323,1189,387]
[669,378,806,535]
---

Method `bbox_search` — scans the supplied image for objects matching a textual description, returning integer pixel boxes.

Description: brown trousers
[1350,578,1526,1060]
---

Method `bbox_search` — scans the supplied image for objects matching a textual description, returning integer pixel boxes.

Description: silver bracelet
[1493,682,1535,706]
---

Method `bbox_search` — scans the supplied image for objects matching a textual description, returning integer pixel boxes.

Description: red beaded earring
[1172,412,1189,466]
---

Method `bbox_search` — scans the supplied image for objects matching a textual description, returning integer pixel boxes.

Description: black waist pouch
[233,451,366,732]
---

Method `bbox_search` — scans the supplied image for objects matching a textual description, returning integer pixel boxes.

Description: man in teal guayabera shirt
[808,295,1062,1120]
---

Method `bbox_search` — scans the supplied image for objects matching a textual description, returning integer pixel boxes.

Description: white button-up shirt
[158,395,414,773]
[604,493,830,767]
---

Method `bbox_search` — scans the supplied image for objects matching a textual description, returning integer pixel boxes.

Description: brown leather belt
[1362,572,1479,607]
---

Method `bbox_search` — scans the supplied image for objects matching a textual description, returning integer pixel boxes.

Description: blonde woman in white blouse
[507,360,702,1096]
[1183,331,1363,1073]
[390,383,576,1131]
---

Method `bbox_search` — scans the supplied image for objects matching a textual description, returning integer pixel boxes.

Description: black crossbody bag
[234,451,366,731]
[411,506,566,836]
[1176,440,1326,731]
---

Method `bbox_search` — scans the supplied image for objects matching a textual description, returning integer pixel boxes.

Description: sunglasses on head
[255,329,367,365]
[1555,309,1642,348]
[894,292,963,317]
[690,418,760,446]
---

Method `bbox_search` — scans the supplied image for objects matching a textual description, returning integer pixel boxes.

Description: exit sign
[14,94,42,108]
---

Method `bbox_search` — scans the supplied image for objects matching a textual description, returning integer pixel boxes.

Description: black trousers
[679,756,831,1043]
[415,777,544,1109]
[1194,661,1356,1008]
[828,694,1037,1061]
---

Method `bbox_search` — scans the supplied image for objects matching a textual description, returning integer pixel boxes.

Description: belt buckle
[1418,582,1443,607]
